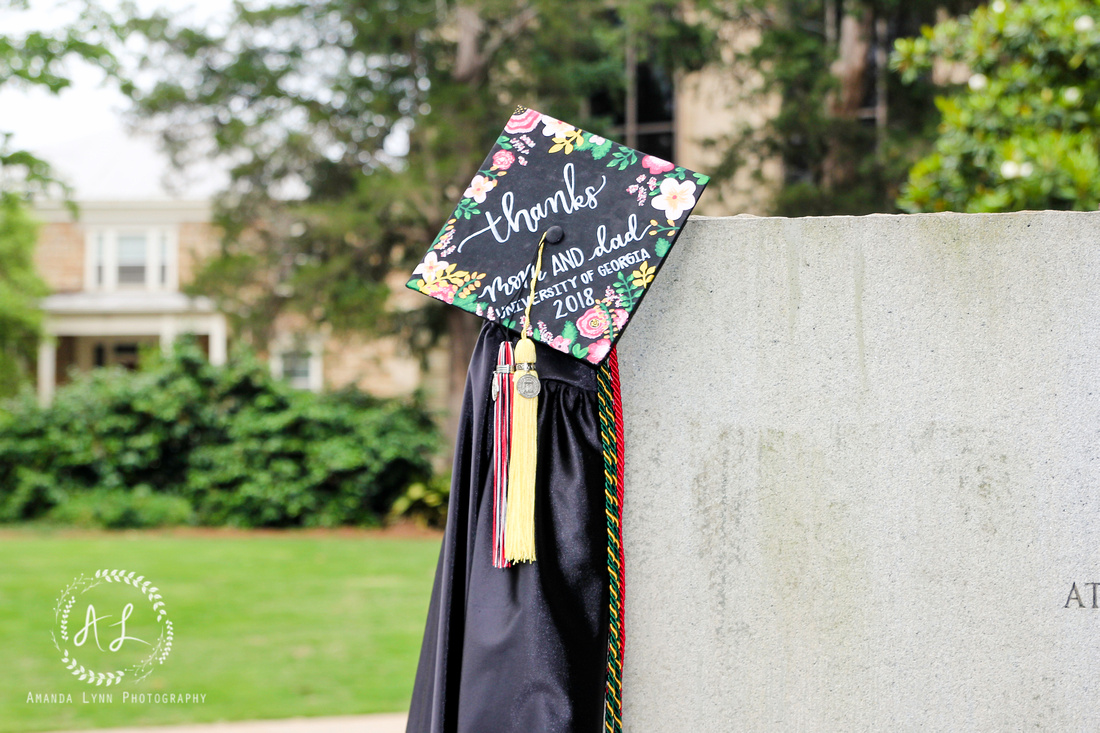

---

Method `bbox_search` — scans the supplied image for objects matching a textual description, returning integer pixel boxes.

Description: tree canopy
[893,0,1100,212]
[122,0,725,349]
[711,0,982,217]
[119,0,731,435]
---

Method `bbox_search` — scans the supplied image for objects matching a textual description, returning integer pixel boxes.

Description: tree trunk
[453,7,486,83]
[874,16,888,151]
[436,2,538,461]
[822,2,872,190]
[830,9,871,116]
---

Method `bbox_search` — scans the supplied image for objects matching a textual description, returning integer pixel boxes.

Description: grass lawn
[0,526,441,733]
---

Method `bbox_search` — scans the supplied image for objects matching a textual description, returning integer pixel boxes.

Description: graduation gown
[407,321,610,733]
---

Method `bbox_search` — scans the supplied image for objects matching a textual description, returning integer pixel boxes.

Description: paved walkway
[53,713,407,733]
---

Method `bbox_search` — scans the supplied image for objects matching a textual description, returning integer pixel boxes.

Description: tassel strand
[491,341,514,568]
[503,233,549,564]
[504,336,538,562]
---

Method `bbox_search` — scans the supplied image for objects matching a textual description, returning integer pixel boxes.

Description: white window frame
[84,226,179,292]
[270,334,324,392]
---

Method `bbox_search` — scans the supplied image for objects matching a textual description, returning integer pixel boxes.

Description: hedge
[0,338,437,527]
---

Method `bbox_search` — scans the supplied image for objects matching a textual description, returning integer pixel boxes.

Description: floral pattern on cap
[408,107,709,365]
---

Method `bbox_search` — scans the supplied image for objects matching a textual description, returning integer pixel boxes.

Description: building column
[209,313,228,366]
[37,336,56,407]
[308,334,324,392]
[159,314,177,354]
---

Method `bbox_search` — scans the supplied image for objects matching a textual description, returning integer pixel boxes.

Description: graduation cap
[406,106,709,565]
[407,105,709,367]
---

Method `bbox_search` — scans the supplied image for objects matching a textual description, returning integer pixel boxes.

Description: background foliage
[118,0,732,427]
[0,339,437,528]
[389,473,451,529]
[0,198,47,397]
[713,0,982,216]
[0,0,120,397]
[893,0,1100,212]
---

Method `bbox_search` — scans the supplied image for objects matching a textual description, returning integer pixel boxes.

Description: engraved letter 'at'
[1064,582,1100,608]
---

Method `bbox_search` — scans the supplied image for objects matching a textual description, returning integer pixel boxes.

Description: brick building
[32,200,449,407]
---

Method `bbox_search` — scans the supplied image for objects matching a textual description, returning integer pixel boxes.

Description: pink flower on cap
[424,280,457,304]
[641,155,675,174]
[586,338,612,364]
[548,335,570,352]
[577,306,628,339]
[505,108,542,134]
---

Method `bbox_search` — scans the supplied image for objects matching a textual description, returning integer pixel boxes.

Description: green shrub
[389,473,451,529]
[893,0,1100,212]
[0,338,438,526]
[46,487,195,529]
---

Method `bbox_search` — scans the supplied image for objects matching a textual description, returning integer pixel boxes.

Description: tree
[0,0,119,397]
[892,0,1100,212]
[0,197,47,396]
[120,0,727,435]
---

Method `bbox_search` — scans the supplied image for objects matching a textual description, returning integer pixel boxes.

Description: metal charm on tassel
[503,226,561,565]
[491,341,514,569]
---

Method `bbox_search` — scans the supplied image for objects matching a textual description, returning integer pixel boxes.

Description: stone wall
[618,211,1100,730]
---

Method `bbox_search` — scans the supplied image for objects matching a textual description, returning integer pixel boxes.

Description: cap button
[545,226,564,245]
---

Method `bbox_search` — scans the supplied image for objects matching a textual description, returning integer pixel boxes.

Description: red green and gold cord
[598,348,626,733]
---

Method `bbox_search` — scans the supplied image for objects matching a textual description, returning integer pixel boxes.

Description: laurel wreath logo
[51,569,174,686]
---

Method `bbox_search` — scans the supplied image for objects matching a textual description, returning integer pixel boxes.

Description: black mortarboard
[406,105,709,366]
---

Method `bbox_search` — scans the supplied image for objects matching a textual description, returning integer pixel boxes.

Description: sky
[0,0,233,200]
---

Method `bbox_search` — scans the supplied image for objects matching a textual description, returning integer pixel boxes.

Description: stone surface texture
[618,211,1100,731]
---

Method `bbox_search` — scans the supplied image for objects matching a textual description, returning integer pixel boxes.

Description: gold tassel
[505,335,538,563]
[503,231,551,564]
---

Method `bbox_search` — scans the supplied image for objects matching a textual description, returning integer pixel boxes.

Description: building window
[86,227,177,292]
[89,338,153,370]
[113,343,141,370]
[117,234,148,285]
[271,337,323,392]
[590,51,676,161]
[280,352,312,390]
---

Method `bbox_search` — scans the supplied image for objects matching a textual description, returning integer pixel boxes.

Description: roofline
[33,199,214,224]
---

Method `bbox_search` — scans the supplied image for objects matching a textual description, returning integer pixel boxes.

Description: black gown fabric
[407,321,610,733]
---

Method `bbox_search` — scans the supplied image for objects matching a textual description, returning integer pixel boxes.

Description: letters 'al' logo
[51,570,174,686]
